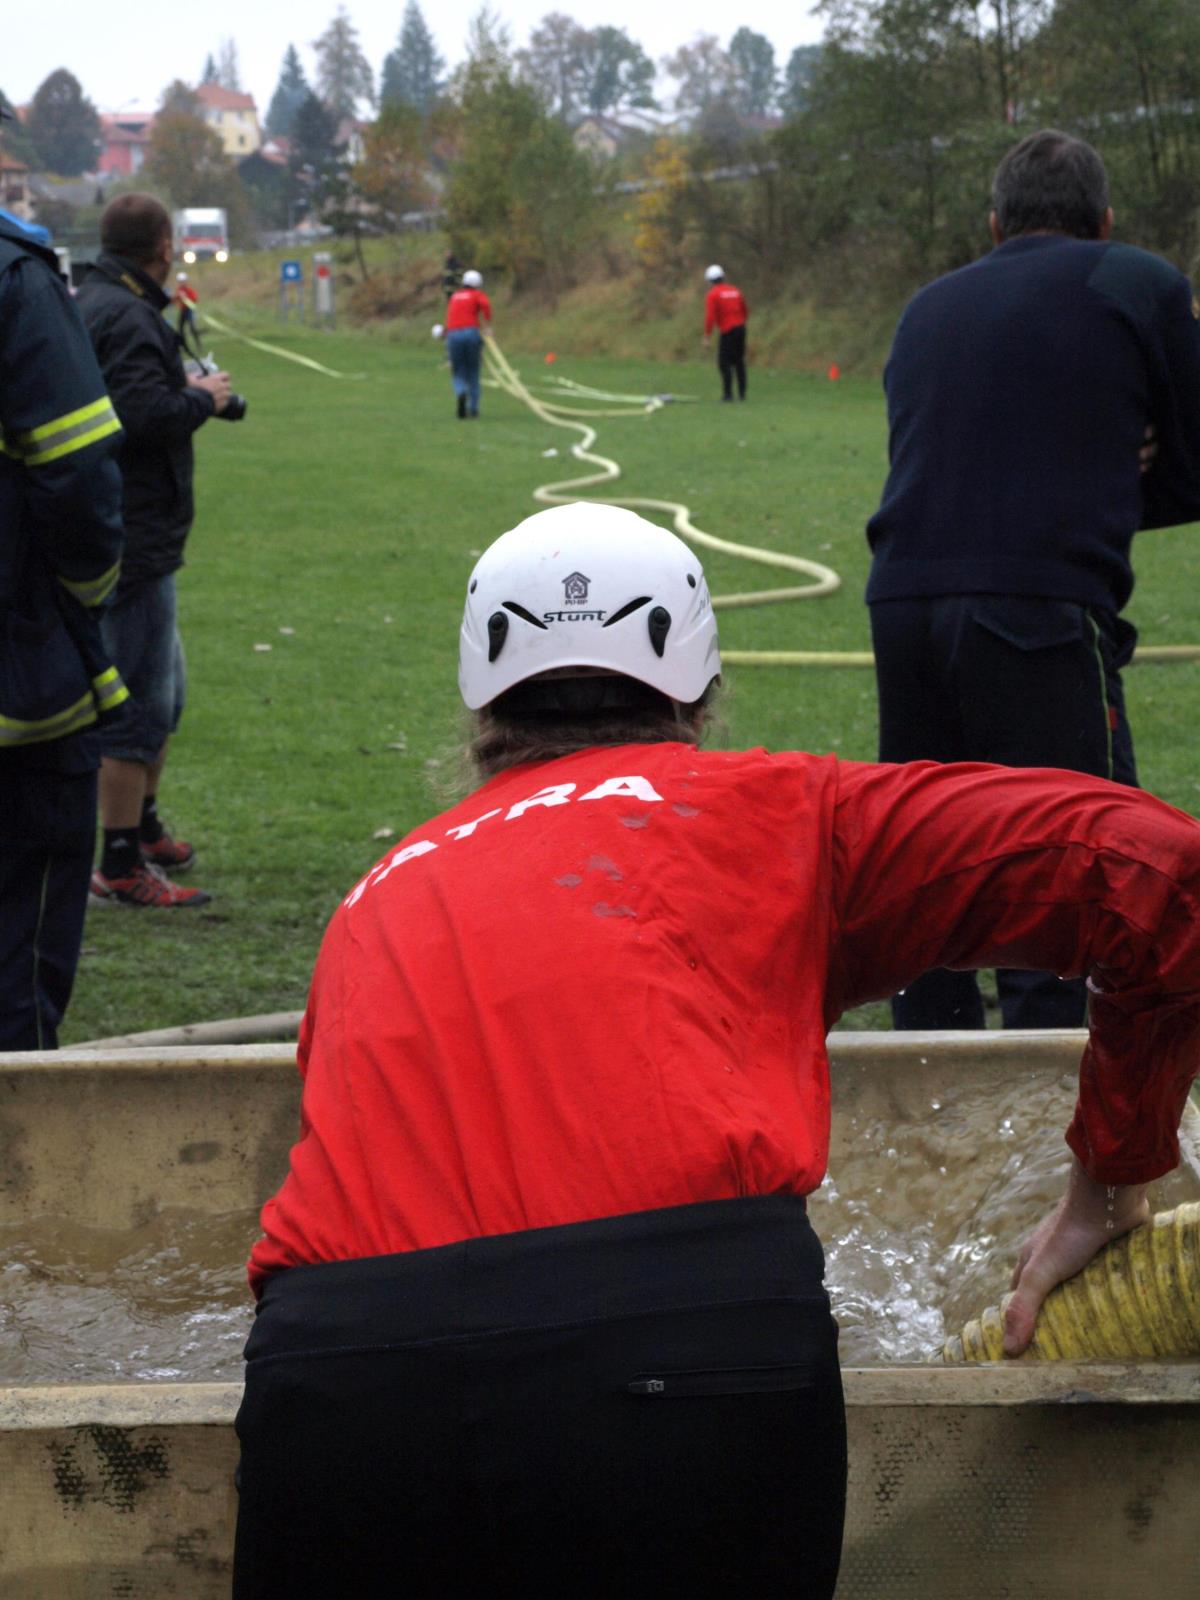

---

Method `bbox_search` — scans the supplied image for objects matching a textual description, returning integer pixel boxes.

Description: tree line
[5,1,1199,312]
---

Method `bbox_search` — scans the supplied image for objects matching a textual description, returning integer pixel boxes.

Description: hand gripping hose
[941,1200,1200,1361]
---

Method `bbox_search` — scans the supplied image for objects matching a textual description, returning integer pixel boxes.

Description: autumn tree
[355,102,433,226]
[380,2,445,114]
[516,13,588,118]
[631,136,690,281]
[446,31,596,291]
[145,81,233,205]
[662,35,735,114]
[27,68,101,175]
[314,6,375,122]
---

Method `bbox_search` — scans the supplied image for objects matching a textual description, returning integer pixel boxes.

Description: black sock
[140,795,164,844]
[101,827,142,879]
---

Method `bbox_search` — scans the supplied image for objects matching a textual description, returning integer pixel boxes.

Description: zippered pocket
[626,1363,816,1398]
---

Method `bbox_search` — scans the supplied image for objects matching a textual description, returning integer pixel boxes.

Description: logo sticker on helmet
[562,572,591,604]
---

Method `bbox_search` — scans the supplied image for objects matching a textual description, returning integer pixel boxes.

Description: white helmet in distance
[704,263,724,282]
[462,268,483,288]
[458,502,720,710]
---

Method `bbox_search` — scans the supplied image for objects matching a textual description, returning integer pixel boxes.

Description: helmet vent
[648,606,671,658]
[487,611,509,662]
[602,596,651,628]
[501,601,548,630]
[686,574,697,588]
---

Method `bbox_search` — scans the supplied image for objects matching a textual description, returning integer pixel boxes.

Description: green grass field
[62,316,1200,1043]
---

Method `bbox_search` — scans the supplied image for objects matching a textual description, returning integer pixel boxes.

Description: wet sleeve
[827,759,1200,1183]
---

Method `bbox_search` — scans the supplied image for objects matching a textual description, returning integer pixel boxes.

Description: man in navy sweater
[866,128,1200,1031]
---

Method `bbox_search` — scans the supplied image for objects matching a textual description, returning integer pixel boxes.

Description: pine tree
[201,53,219,84]
[266,44,310,138]
[380,1,445,114]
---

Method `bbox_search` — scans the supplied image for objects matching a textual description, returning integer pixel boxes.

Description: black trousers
[234,1197,846,1598]
[870,595,1138,1030]
[0,754,97,1051]
[718,324,747,399]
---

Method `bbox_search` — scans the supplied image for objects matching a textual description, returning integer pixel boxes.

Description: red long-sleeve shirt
[445,287,491,331]
[248,745,1200,1293]
[705,282,748,335]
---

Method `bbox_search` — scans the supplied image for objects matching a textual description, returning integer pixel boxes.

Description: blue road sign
[281,260,303,283]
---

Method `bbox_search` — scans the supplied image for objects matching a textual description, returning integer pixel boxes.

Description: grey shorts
[98,574,186,764]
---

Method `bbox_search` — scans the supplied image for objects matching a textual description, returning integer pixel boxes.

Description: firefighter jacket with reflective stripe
[76,255,214,585]
[0,219,128,749]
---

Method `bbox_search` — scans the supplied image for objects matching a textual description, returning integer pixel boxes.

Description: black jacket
[0,218,128,751]
[867,236,1200,614]
[76,255,214,585]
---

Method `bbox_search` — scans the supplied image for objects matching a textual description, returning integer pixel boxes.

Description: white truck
[172,207,229,264]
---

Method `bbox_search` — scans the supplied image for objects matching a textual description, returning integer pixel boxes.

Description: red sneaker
[141,830,197,872]
[89,862,212,908]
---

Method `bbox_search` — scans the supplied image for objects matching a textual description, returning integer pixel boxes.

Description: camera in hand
[184,353,247,422]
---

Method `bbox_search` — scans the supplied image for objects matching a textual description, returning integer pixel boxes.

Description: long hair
[466,677,721,784]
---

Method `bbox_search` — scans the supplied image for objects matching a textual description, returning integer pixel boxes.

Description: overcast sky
[8,2,826,115]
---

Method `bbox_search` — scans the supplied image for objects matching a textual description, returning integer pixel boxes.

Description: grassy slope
[62,297,1200,1043]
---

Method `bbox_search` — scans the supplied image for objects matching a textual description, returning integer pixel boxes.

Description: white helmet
[458,503,720,710]
[705,264,724,282]
[462,269,483,288]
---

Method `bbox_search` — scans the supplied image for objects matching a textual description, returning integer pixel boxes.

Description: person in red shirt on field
[703,262,749,401]
[234,501,1200,1599]
[440,267,491,419]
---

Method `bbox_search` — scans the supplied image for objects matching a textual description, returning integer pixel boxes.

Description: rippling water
[816,1069,1197,1365]
[1,1070,1195,1382]
[0,1212,257,1384]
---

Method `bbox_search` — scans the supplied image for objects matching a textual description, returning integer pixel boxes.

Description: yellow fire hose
[941,1201,1200,1361]
[482,336,841,612]
[483,335,1200,669]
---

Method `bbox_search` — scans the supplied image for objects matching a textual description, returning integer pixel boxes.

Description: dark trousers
[0,757,97,1050]
[718,323,747,399]
[234,1197,846,1598]
[870,595,1138,1030]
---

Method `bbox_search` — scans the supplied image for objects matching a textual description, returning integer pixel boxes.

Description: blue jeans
[98,574,186,765]
[447,328,482,414]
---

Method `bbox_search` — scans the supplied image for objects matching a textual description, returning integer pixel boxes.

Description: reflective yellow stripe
[93,669,129,714]
[21,396,114,444]
[0,690,97,745]
[25,412,122,467]
[59,560,121,607]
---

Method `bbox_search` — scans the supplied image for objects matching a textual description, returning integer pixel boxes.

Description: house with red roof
[195,83,261,157]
